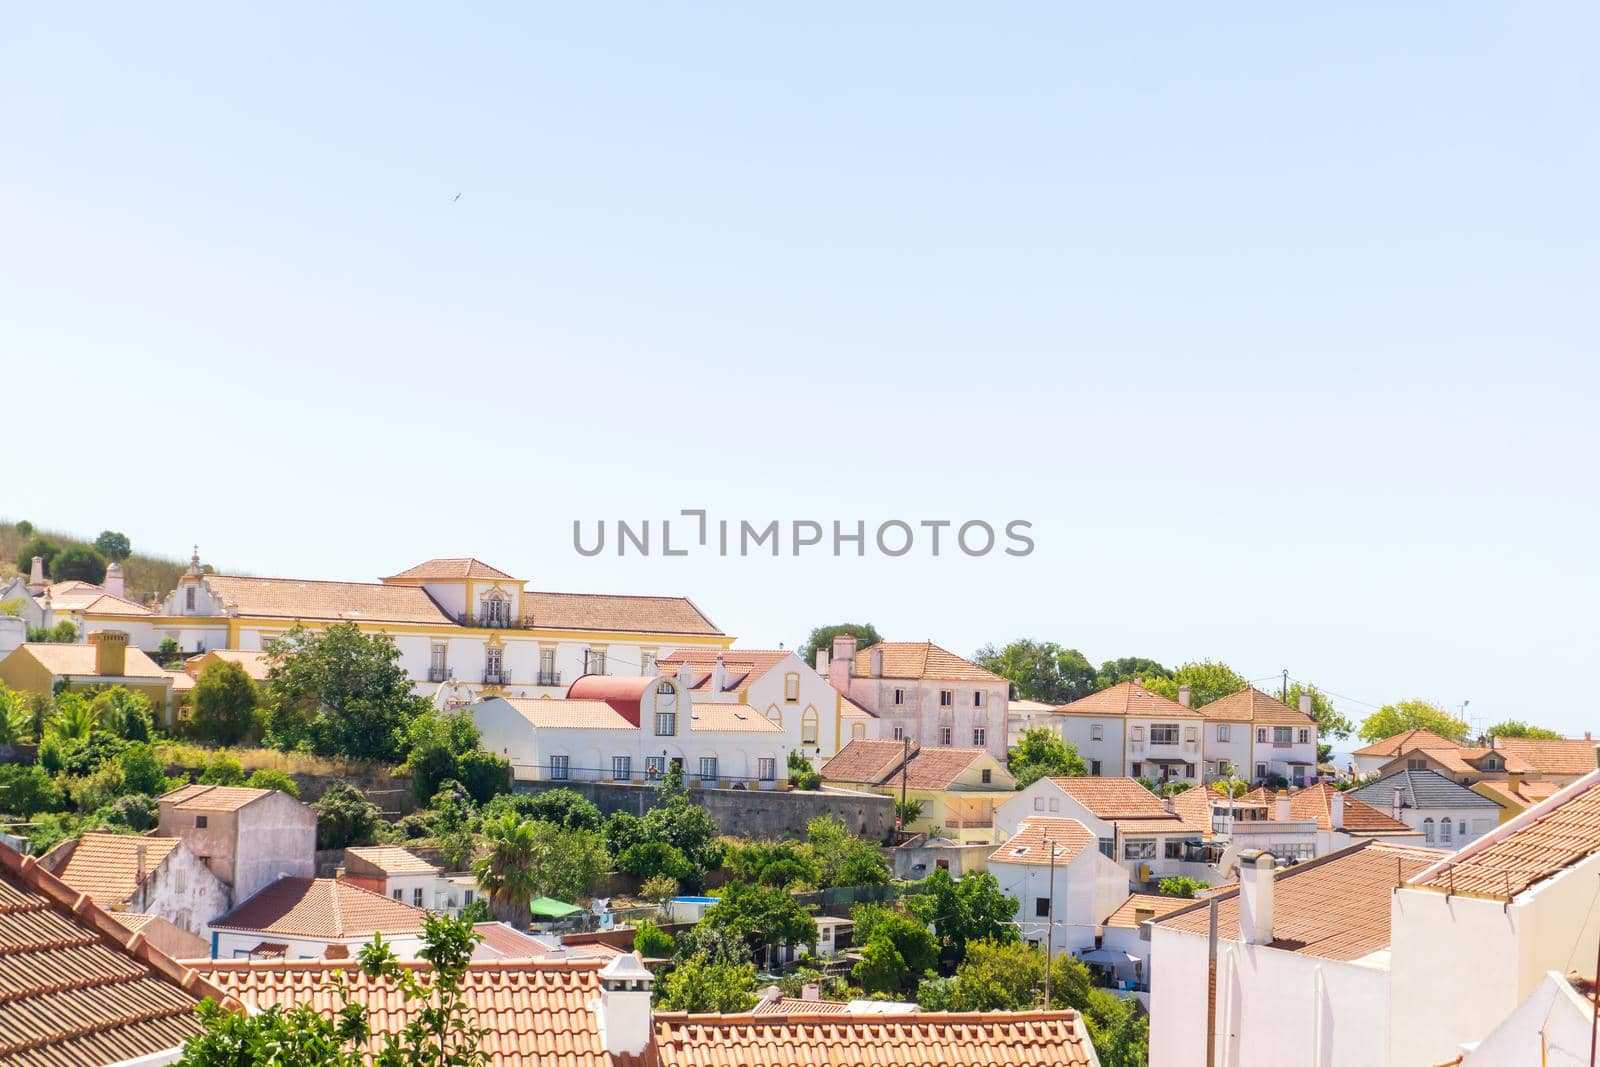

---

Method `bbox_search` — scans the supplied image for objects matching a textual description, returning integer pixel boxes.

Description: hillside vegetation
[0,519,208,604]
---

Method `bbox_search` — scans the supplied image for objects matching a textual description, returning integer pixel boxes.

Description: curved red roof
[566,674,659,727]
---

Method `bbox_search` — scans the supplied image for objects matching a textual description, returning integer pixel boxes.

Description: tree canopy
[1095,657,1171,689]
[49,545,108,584]
[797,622,883,668]
[1144,660,1249,707]
[907,869,1017,964]
[93,530,132,561]
[1283,681,1353,740]
[263,623,430,761]
[1358,699,1469,743]
[1007,727,1087,788]
[1486,720,1563,740]
[972,640,1096,705]
[190,660,259,746]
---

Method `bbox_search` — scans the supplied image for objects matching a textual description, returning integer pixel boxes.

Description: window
[972,728,987,747]
[892,726,904,741]
[1165,840,1185,859]
[766,704,783,725]
[1298,729,1310,744]
[1407,758,1428,771]
[656,679,675,695]
[1458,819,1467,838]
[1273,726,1293,744]
[1150,724,1178,745]
[1090,759,1102,776]
[1217,724,1231,742]
[1090,723,1104,741]
[586,648,607,675]
[1485,757,1501,770]
[195,815,208,829]
[940,727,953,746]
[612,756,632,780]
[393,889,403,901]
[973,690,984,707]
[539,647,557,683]
[414,887,424,908]
[1257,727,1268,743]
[1131,762,1142,777]
[1254,762,1268,779]
[1124,839,1156,860]
[640,650,656,673]
[1035,897,1051,918]
[893,688,906,706]
[981,768,992,784]
[185,587,196,611]
[655,711,676,736]
[1439,818,1453,844]
[939,690,954,707]
[645,756,666,779]
[550,755,569,780]
[801,707,819,745]
[485,646,503,681]
[758,758,776,782]
[1184,726,1198,743]
[1034,797,1045,811]
[464,890,474,905]
[1098,838,1115,859]
[1277,842,1316,861]
[430,643,446,676]
[785,673,801,702]
[1048,797,1061,812]
[1131,726,1145,742]
[482,592,509,628]
[698,757,718,783]
[851,723,866,739]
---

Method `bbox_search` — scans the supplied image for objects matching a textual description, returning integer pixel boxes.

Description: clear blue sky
[4,4,1596,740]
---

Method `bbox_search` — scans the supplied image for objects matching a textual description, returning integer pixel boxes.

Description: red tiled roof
[522,591,724,636]
[10,643,169,681]
[203,574,458,625]
[344,846,442,877]
[0,839,236,1066]
[1102,893,1194,928]
[1197,687,1314,726]
[989,817,1094,867]
[820,739,907,785]
[657,649,793,690]
[1160,841,1442,961]
[41,832,184,907]
[753,996,852,1016]
[1050,776,1184,824]
[1352,729,1462,759]
[185,648,272,682]
[690,703,785,734]
[384,558,516,581]
[504,697,636,731]
[1487,737,1598,777]
[853,642,1004,683]
[1409,772,1600,899]
[1287,782,1414,834]
[210,877,428,939]
[158,783,275,812]
[1052,681,1202,719]
[820,741,1004,790]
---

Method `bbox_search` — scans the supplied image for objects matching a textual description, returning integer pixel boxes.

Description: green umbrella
[529,896,582,919]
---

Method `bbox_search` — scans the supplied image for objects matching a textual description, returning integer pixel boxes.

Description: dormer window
[482,592,510,628]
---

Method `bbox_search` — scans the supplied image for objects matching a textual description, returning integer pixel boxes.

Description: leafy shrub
[617,841,694,882]
[640,873,679,908]
[0,763,64,816]
[101,793,159,831]
[632,918,675,959]
[315,782,384,849]
[483,788,603,832]
[244,768,299,796]
[50,545,107,584]
[198,752,246,785]
[118,743,168,796]
[454,750,510,805]
[1157,876,1208,899]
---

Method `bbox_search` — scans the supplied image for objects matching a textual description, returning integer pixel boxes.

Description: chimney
[596,954,654,1058]
[675,660,695,690]
[760,984,781,1006]
[815,648,829,674]
[90,630,129,677]
[134,842,148,904]
[1162,796,1176,814]
[1391,788,1404,820]
[1273,795,1291,822]
[801,983,820,1001]
[103,561,125,598]
[1238,851,1276,945]
[711,652,727,694]
[1328,789,1345,830]
[869,647,883,678]
[1177,684,1192,708]
[1298,692,1312,717]
[829,635,856,691]
[27,555,45,589]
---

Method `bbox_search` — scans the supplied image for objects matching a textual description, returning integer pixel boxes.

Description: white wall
[142,845,233,937]
[1391,806,1496,848]
[992,849,1128,955]
[844,674,1009,762]
[233,793,318,904]
[1462,971,1594,1067]
[1054,715,1129,777]
[210,929,426,960]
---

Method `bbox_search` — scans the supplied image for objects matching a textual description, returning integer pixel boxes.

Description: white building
[988,816,1130,956]
[1456,970,1597,1067]
[656,647,875,763]
[39,830,232,938]
[1195,688,1320,788]
[1349,768,1502,849]
[157,784,317,904]
[1386,764,1600,1066]
[208,876,429,960]
[1044,681,1207,783]
[473,667,788,787]
[826,637,1010,763]
[997,777,1210,887]
[342,845,479,916]
[1149,840,1443,1067]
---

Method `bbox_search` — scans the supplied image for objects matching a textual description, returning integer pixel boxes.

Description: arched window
[801,706,819,745]
[851,722,866,740]
[1439,818,1452,844]
[482,591,510,628]
[1422,817,1435,843]
[766,704,783,726]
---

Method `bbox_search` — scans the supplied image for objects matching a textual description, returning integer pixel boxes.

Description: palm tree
[47,699,95,742]
[0,686,30,744]
[474,812,540,928]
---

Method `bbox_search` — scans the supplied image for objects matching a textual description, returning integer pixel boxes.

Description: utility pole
[1206,897,1219,1067]
[1281,669,1288,703]
[1590,921,1598,1067]
[899,736,910,829]
[1044,838,1060,1009]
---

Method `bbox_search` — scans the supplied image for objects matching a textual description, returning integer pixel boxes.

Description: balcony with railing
[427,667,451,683]
[536,670,562,686]
[482,669,511,685]
[454,612,537,630]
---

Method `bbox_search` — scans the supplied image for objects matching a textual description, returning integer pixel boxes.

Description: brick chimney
[1177,684,1192,708]
[90,630,128,677]
[596,954,654,1058]
[1238,850,1276,945]
[104,561,125,598]
[828,635,857,691]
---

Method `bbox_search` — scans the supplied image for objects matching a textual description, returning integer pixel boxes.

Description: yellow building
[0,631,174,715]
[820,738,1016,844]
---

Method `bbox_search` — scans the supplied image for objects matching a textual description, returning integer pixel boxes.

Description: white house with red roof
[998,777,1211,887]
[1045,681,1208,784]
[987,816,1131,956]
[207,876,431,960]
[472,664,789,788]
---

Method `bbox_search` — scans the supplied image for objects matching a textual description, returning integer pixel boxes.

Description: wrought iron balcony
[536,670,562,686]
[482,669,510,685]
[427,667,450,683]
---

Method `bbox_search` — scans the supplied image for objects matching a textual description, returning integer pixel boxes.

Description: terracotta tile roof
[1352,729,1461,759]
[1102,893,1194,928]
[383,557,517,581]
[1159,841,1442,961]
[186,648,272,682]
[903,747,1000,790]
[852,642,1004,683]
[1196,687,1314,726]
[197,958,652,1066]
[0,839,236,1067]
[1286,782,1415,834]
[1050,776,1185,824]
[1052,680,1201,719]
[840,694,876,720]
[820,740,909,785]
[167,669,195,692]
[753,996,853,1016]
[989,817,1094,867]
[657,649,793,690]
[689,702,784,734]
[12,643,169,680]
[76,593,154,617]
[654,1009,1097,1066]
[344,846,442,877]
[204,574,457,625]
[1488,737,1599,777]
[1472,777,1559,809]
[1409,771,1600,899]
[504,697,637,731]
[210,877,428,939]
[1168,784,1221,834]
[41,832,184,907]
[471,922,551,959]
[111,913,211,961]
[521,591,723,636]
[159,783,275,812]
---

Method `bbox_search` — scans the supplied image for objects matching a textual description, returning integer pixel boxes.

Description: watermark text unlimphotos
[573,512,1034,558]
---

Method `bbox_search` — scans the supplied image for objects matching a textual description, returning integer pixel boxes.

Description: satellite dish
[1215,844,1243,881]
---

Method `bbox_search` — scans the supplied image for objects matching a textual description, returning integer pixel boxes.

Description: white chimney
[1391,788,1404,820]
[1298,692,1312,717]
[711,652,727,694]
[104,562,125,598]
[596,954,654,1058]
[815,648,829,674]
[869,647,883,678]
[1273,795,1291,822]
[28,555,45,588]
[801,983,820,1001]
[829,635,856,691]
[1238,851,1276,945]
[1177,684,1192,708]
[1329,789,1345,830]
[676,660,695,690]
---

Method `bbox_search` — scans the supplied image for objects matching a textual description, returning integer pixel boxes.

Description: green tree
[0,763,64,816]
[1007,727,1088,788]
[245,768,300,796]
[617,840,696,883]
[1095,657,1171,689]
[482,788,603,832]
[1157,875,1208,899]
[654,954,757,1013]
[102,792,159,831]
[640,873,680,909]
[190,661,259,746]
[118,743,168,796]
[15,536,59,576]
[14,520,33,538]
[1486,720,1563,740]
[1358,699,1469,743]
[1283,681,1353,740]
[974,640,1097,704]
[853,934,910,995]
[908,869,1017,964]
[725,839,820,889]
[797,622,883,668]
[1145,660,1249,707]
[50,545,108,584]
[315,782,384,849]
[0,685,32,744]
[93,530,132,561]
[632,917,675,959]
[453,750,510,805]
[199,752,246,785]
[787,749,822,790]
[944,938,1043,1011]
[475,811,541,925]
[90,687,155,742]
[850,903,938,986]
[700,881,818,962]
[805,814,889,887]
[264,623,429,762]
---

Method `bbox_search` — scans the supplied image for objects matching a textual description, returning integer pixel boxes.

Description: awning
[1079,948,1142,965]
[1144,757,1191,765]
[529,896,582,919]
